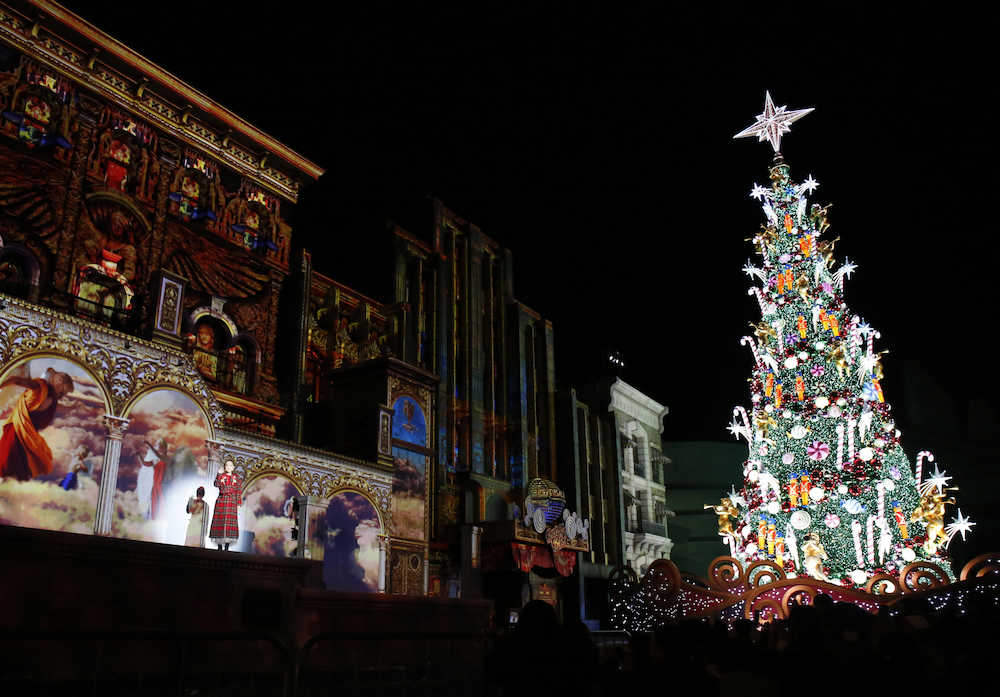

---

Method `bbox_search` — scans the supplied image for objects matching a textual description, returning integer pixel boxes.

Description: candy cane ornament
[733,406,751,443]
[847,418,856,462]
[876,481,886,520]
[772,320,784,352]
[866,329,881,358]
[835,423,845,470]
[740,335,763,369]
[849,315,861,360]
[851,520,864,567]
[866,516,876,565]
[748,287,770,315]
[915,451,934,488]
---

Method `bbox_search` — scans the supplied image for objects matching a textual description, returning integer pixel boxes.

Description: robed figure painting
[0,368,74,480]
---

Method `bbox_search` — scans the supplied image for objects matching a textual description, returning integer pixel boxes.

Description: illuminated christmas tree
[716,93,975,588]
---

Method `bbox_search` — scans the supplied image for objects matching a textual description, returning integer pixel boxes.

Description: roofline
[25,0,324,182]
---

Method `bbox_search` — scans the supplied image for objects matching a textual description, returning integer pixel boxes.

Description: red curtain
[510,543,576,577]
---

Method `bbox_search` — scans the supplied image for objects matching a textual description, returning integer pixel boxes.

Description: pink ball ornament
[782,452,795,465]
[825,513,841,528]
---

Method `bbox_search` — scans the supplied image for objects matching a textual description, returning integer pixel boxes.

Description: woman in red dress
[209,459,242,550]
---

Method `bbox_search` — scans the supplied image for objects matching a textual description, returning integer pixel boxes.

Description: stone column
[423,545,430,595]
[205,439,224,472]
[377,534,388,593]
[93,415,129,535]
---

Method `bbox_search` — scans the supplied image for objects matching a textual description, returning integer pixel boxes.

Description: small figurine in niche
[209,460,242,551]
[192,322,219,381]
[185,486,209,547]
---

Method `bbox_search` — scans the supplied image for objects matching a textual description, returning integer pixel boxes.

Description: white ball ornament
[767,501,780,514]
[815,396,829,409]
[741,525,752,539]
[828,405,842,418]
[850,570,868,586]
[798,351,809,360]
[901,548,916,563]
[789,424,808,439]
[783,410,793,419]
[765,404,774,413]
[745,543,758,555]
[790,510,811,530]
[837,484,849,494]
[748,470,760,483]
[782,452,795,465]
[784,356,799,369]
[752,393,761,403]
[815,341,826,350]
[873,438,885,448]
[858,447,874,461]
[809,487,825,502]
[883,479,895,492]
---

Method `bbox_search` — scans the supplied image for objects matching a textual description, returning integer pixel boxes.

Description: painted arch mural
[112,387,212,546]
[0,355,109,533]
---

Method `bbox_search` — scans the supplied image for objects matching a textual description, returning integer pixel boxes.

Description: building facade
[0,1,595,615]
[560,377,672,626]
[0,0,420,595]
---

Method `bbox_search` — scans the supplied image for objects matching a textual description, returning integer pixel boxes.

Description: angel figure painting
[0,357,107,535]
[112,388,211,545]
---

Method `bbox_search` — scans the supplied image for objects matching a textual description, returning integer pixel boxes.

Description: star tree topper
[734,91,814,152]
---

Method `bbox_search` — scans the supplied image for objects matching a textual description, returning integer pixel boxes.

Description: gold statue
[704,497,739,538]
[751,321,776,346]
[815,235,840,269]
[809,204,832,236]
[828,342,849,379]
[795,273,812,302]
[801,532,832,582]
[754,411,777,441]
[910,487,957,555]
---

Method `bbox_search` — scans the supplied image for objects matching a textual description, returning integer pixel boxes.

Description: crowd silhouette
[488,588,1000,696]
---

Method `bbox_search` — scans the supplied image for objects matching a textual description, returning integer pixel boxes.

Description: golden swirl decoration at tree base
[608,553,1000,632]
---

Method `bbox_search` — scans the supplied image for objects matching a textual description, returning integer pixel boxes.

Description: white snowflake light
[742,261,766,282]
[945,509,976,546]
[750,183,771,201]
[834,258,858,284]
[733,91,814,152]
[728,485,746,508]
[920,464,953,495]
[798,175,819,195]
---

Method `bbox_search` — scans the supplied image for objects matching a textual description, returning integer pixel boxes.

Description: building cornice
[0,0,323,203]
[609,378,669,433]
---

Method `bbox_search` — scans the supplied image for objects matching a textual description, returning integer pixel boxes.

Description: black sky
[64,2,995,447]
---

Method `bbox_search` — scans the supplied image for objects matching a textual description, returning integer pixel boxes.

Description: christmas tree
[714,93,975,588]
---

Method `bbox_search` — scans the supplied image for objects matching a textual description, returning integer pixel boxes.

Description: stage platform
[0,526,490,694]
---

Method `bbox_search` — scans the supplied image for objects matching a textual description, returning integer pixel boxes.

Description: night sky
[65,5,994,474]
